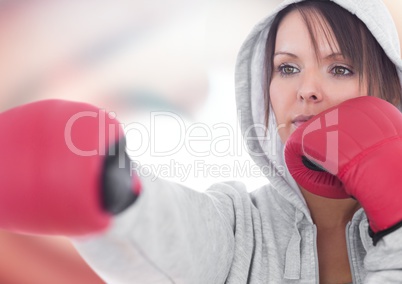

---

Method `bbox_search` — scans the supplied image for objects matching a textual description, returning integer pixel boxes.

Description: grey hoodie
[74,0,402,283]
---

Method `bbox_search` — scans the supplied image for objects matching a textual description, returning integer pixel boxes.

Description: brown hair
[264,0,402,127]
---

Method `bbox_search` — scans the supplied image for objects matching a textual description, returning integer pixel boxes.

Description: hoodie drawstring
[284,210,303,280]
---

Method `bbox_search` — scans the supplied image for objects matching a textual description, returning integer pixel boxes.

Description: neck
[300,187,361,229]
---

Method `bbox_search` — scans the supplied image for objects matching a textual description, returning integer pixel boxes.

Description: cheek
[269,79,291,124]
[269,80,293,143]
[326,80,364,104]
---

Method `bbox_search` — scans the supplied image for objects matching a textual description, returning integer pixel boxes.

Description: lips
[292,114,314,128]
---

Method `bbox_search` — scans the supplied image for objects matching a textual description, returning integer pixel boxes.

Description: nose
[297,73,323,103]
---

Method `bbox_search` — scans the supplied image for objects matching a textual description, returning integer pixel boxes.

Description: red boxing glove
[0,100,140,236]
[285,96,402,242]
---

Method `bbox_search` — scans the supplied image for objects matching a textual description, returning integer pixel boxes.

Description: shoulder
[206,181,295,215]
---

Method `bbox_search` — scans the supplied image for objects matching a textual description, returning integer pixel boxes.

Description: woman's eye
[331,66,353,76]
[278,64,299,76]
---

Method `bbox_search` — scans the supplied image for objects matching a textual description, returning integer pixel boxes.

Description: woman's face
[270,10,367,143]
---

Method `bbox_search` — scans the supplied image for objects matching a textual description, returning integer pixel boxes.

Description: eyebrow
[324,52,345,60]
[273,51,345,60]
[274,52,298,58]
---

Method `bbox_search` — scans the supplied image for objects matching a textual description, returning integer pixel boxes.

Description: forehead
[275,9,340,55]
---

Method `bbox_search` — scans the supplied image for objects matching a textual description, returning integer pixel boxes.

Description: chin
[278,130,289,144]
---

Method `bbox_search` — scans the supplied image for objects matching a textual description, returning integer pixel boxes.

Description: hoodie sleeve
[72,173,250,284]
[364,227,402,283]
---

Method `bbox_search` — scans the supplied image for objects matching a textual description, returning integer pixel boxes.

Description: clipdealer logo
[63,109,287,181]
[63,110,284,159]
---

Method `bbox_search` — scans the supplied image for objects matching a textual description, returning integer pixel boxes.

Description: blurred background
[0,0,401,283]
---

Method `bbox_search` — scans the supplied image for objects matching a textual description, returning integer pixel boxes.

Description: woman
[0,0,401,283]
[235,0,402,282]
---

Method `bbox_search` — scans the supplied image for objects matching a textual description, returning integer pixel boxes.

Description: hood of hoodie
[235,0,402,211]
